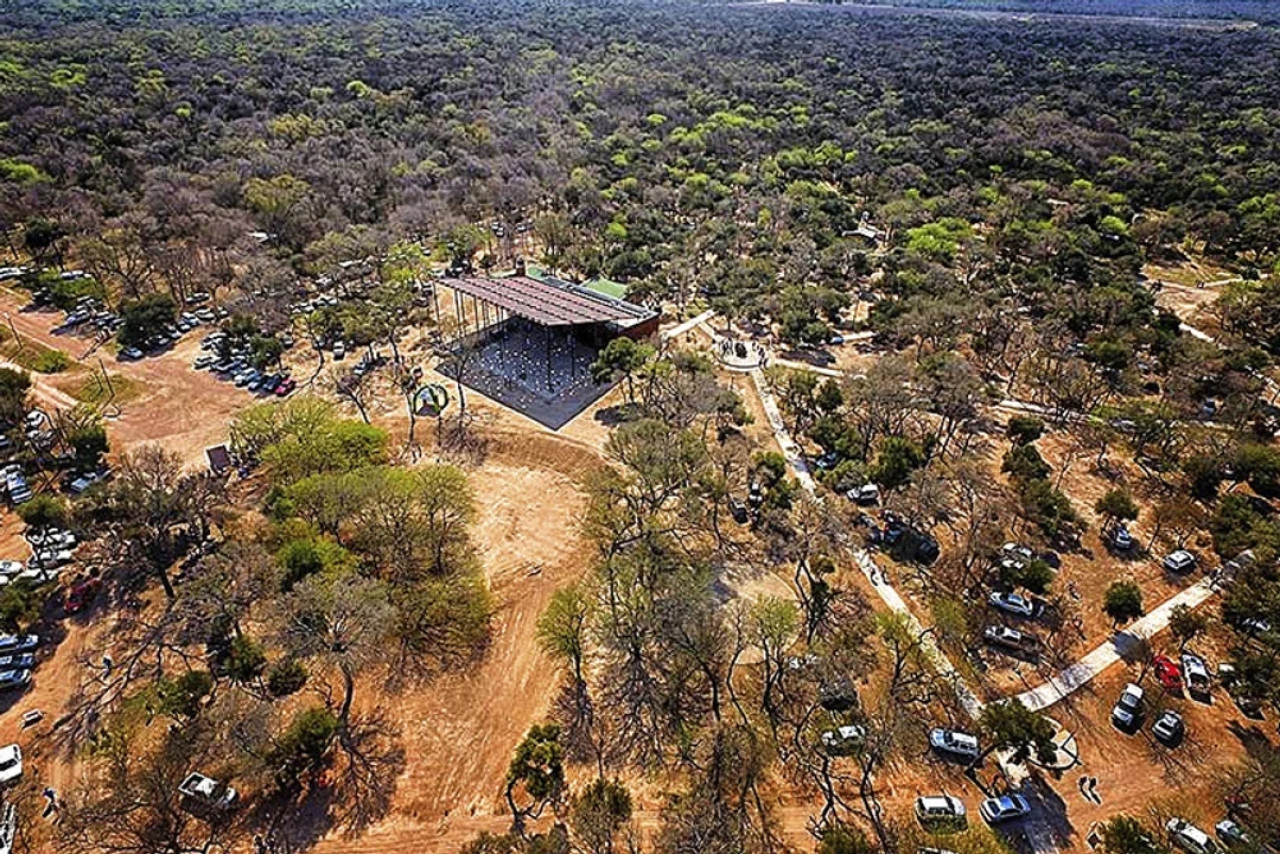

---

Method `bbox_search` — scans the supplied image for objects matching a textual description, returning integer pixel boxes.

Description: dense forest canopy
[4,2,1280,852]
[3,0,1280,312]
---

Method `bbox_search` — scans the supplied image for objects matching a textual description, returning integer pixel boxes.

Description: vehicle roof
[988,794,1027,808]
[1171,820,1211,844]
[919,795,960,808]
[0,745,17,761]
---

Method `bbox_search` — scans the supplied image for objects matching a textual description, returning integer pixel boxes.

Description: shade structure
[440,275,651,327]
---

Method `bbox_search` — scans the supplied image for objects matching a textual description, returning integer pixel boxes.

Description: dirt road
[1,292,276,467]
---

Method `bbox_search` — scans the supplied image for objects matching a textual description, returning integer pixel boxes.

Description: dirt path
[305,424,607,853]
[0,292,286,468]
[1014,577,1223,711]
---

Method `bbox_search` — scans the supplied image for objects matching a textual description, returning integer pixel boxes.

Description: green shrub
[226,635,267,683]
[1103,580,1144,624]
[267,659,309,697]
[31,349,71,373]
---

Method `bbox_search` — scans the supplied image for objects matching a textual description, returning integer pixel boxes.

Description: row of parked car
[913,791,1031,828]
[822,722,987,765]
[194,332,296,396]
[0,633,38,693]
[1165,815,1273,854]
[57,294,121,336]
[0,525,78,586]
[856,510,940,564]
[119,297,227,360]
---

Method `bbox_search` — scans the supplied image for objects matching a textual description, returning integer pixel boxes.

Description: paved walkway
[772,357,845,378]
[1179,322,1215,343]
[737,322,1236,723]
[749,367,985,721]
[660,308,716,342]
[1013,576,1221,711]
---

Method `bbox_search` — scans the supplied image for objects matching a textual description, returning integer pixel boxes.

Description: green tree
[226,635,267,683]
[0,367,31,427]
[977,698,1057,766]
[1104,580,1144,626]
[16,493,70,531]
[1003,443,1051,482]
[1006,415,1045,446]
[1100,816,1168,854]
[1002,557,1055,596]
[271,705,339,777]
[118,293,177,349]
[1235,443,1280,498]
[155,670,214,719]
[266,659,309,697]
[0,581,41,633]
[818,824,876,854]
[1168,604,1209,650]
[68,419,110,472]
[870,436,924,492]
[537,585,594,738]
[276,536,352,592]
[569,778,634,854]
[590,337,654,405]
[505,723,566,831]
[1096,488,1139,530]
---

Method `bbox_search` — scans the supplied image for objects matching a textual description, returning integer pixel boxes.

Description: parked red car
[275,378,296,397]
[1152,654,1183,692]
[64,577,102,615]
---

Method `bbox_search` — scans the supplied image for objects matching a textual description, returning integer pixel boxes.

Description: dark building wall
[618,314,660,341]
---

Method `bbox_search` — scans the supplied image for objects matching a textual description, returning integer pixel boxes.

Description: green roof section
[521,265,628,300]
[582,277,628,300]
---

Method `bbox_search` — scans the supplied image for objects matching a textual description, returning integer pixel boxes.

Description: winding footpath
[749,365,986,721]
[1012,576,1221,711]
[736,323,1237,723]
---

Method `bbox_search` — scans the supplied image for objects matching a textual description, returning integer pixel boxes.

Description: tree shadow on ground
[593,404,637,427]
[254,708,405,852]
[1025,772,1079,851]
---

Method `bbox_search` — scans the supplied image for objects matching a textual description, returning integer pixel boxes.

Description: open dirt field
[2,284,1273,854]
[0,290,252,468]
[321,454,596,852]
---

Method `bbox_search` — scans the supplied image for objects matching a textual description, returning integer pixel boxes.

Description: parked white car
[820,725,866,755]
[178,772,238,811]
[979,794,1031,824]
[29,549,74,569]
[0,744,21,785]
[1167,818,1222,854]
[1152,709,1185,744]
[999,542,1034,570]
[1182,653,1211,694]
[1112,683,1144,729]
[988,591,1040,618]
[915,795,966,825]
[1163,550,1197,573]
[25,528,74,549]
[847,484,881,505]
[928,728,979,760]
